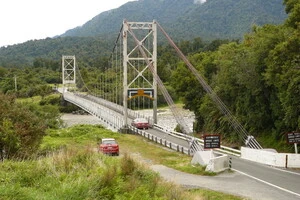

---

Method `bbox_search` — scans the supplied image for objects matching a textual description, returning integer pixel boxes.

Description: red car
[99,138,119,156]
[131,118,150,129]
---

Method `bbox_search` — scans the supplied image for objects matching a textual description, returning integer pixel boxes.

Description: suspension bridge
[60,20,262,151]
[57,20,300,198]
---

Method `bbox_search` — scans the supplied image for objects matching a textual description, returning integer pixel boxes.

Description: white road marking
[270,167,300,176]
[232,169,300,198]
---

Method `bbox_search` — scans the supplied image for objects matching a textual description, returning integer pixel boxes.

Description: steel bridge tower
[62,55,76,89]
[122,21,158,127]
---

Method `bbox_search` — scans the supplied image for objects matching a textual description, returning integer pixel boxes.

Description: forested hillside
[0,37,110,68]
[169,0,300,150]
[0,0,286,68]
[63,0,287,40]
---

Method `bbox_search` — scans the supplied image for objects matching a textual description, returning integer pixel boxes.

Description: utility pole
[14,75,17,92]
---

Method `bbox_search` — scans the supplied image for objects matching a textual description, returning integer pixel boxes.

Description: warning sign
[204,134,221,149]
[286,132,300,144]
[127,88,154,100]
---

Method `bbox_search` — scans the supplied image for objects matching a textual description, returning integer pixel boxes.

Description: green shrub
[39,94,61,106]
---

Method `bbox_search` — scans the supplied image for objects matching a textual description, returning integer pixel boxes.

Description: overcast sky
[0,0,132,47]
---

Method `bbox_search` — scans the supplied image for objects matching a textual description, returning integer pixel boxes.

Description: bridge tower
[62,55,76,89]
[122,21,158,127]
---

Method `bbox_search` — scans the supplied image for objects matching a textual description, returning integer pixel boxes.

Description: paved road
[150,164,299,200]
[231,156,300,197]
[147,127,300,200]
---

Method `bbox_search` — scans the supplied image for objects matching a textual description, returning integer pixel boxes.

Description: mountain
[0,37,110,68]
[62,0,287,40]
[0,0,287,67]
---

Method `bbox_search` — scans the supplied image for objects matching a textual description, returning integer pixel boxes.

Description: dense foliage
[170,0,300,150]
[0,94,62,159]
[0,37,111,68]
[0,66,59,98]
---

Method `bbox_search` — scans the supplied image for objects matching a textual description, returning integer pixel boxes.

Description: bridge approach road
[145,127,300,199]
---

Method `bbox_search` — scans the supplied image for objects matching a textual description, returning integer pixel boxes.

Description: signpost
[204,134,221,149]
[286,132,300,154]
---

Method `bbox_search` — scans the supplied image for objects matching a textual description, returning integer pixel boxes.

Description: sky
[0,0,131,47]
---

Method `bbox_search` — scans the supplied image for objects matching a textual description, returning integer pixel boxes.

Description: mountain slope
[0,0,287,67]
[62,0,195,38]
[0,37,110,68]
[62,0,287,40]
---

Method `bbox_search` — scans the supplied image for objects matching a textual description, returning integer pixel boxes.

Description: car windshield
[102,140,116,145]
[135,118,148,123]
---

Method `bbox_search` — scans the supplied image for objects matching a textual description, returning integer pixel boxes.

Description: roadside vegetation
[0,124,243,200]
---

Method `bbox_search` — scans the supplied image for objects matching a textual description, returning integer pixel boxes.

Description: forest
[0,0,299,157]
[62,0,287,41]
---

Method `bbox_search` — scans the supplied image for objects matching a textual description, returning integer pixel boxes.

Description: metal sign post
[286,132,300,154]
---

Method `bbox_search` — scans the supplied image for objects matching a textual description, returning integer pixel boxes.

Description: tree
[264,26,300,133]
[284,0,300,28]
[0,94,47,159]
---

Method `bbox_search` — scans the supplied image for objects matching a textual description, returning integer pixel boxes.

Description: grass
[117,134,215,175]
[188,189,247,200]
[0,124,244,200]
[257,134,297,153]
[16,95,43,103]
[0,146,189,200]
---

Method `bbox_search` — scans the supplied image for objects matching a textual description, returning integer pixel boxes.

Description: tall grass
[0,124,242,200]
[0,146,189,200]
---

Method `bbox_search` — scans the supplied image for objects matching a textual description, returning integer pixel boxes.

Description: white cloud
[194,0,206,4]
[0,0,131,47]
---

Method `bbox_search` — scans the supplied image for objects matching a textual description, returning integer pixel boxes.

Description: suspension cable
[109,24,124,61]
[156,21,262,149]
[75,64,93,94]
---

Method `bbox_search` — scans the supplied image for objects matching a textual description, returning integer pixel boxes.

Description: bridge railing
[64,92,155,130]
[153,124,241,156]
[64,92,124,131]
[129,125,192,155]
[75,93,154,125]
[64,91,240,156]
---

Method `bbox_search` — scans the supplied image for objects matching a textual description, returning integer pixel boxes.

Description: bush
[0,93,47,159]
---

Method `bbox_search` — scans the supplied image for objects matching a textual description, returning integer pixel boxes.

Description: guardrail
[77,93,154,124]
[130,126,192,156]
[153,124,241,157]
[63,92,124,131]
